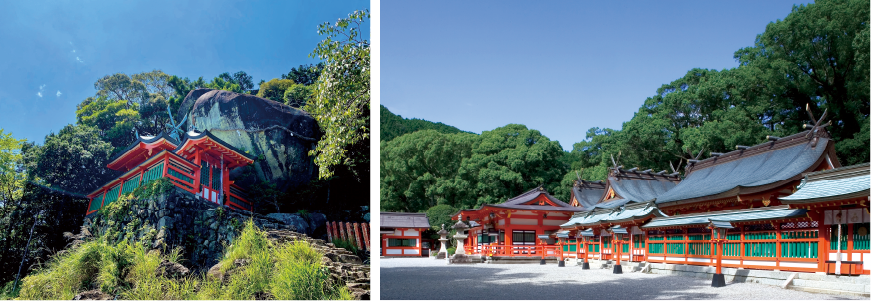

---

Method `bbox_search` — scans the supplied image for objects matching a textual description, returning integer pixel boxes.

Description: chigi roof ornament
[802,104,831,147]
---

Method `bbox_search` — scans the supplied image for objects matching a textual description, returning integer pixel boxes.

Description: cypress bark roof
[654,130,838,207]
[780,163,870,204]
[643,205,806,228]
[381,212,431,229]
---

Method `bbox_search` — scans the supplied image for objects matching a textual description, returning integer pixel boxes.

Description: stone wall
[86,186,317,268]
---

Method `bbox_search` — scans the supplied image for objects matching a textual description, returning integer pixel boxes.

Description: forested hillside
[380,0,870,222]
[380,105,469,141]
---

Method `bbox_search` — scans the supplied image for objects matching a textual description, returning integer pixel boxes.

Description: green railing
[667,235,684,241]
[602,237,611,249]
[780,242,818,258]
[634,235,645,248]
[562,244,569,252]
[588,244,599,252]
[88,194,105,212]
[200,161,210,188]
[726,233,740,240]
[122,175,141,193]
[744,242,776,257]
[648,243,663,254]
[687,234,710,241]
[721,243,740,256]
[103,184,121,207]
[622,244,629,253]
[167,168,193,184]
[666,243,684,255]
[142,162,164,185]
[569,244,577,252]
[688,242,710,255]
[853,223,871,250]
[746,232,776,240]
[649,236,665,241]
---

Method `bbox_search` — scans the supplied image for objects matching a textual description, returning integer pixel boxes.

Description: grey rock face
[178,89,321,191]
[308,213,327,233]
[266,213,310,234]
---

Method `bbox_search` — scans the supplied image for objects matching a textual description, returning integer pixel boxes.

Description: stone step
[788,278,870,297]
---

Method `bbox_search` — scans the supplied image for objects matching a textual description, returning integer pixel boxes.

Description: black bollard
[540,258,546,265]
[613,264,622,274]
[558,260,565,267]
[711,273,726,287]
[581,259,590,270]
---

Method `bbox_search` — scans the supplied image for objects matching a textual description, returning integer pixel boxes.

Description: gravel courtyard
[380,257,862,300]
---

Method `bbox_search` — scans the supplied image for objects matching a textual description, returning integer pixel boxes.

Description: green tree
[257,78,296,102]
[75,97,141,149]
[218,71,254,92]
[380,105,469,141]
[282,63,324,86]
[22,124,116,194]
[426,205,457,232]
[283,84,313,108]
[94,73,147,109]
[131,70,174,99]
[380,130,477,212]
[305,10,370,179]
[458,124,567,208]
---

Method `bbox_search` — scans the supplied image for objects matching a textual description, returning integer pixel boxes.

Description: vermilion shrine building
[453,127,869,275]
[381,212,431,257]
[86,130,255,216]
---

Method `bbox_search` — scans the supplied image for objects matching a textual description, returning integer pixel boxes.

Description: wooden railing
[479,244,562,258]
[326,221,370,251]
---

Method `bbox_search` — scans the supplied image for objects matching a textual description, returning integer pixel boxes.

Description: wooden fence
[326,221,370,251]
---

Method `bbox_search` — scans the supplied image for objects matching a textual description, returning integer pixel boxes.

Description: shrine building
[381,212,431,257]
[85,130,255,216]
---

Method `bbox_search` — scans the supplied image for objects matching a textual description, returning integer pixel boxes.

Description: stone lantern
[436,224,449,259]
[452,219,469,256]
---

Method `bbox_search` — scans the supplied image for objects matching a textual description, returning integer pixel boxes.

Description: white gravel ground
[380,257,863,300]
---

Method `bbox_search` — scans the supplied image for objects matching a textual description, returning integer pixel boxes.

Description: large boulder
[266,213,310,234]
[178,89,320,191]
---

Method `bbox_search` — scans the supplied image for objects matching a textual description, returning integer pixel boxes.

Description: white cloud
[56,90,62,97]
[72,49,76,53]
[39,84,46,90]
[36,84,46,97]
[76,57,83,63]
[37,92,42,97]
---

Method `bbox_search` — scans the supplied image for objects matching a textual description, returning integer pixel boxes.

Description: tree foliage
[426,205,457,232]
[380,105,469,141]
[282,63,324,86]
[305,10,370,180]
[283,84,314,108]
[257,78,296,102]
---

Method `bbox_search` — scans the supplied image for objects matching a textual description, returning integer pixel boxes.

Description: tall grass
[14,219,353,300]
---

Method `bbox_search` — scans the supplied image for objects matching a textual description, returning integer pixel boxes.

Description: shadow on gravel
[381,263,859,300]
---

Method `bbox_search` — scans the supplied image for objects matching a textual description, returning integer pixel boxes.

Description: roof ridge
[687,130,821,173]
[805,162,869,179]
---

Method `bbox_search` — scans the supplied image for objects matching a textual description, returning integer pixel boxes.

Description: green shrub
[447,247,456,256]
[332,238,359,254]
[271,241,351,300]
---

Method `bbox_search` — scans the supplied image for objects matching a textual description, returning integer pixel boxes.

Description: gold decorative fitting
[762,198,771,207]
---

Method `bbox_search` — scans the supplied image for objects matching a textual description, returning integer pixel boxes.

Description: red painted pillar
[361,223,370,251]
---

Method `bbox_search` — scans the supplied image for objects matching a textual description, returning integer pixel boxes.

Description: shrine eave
[106,133,179,171]
[174,130,255,169]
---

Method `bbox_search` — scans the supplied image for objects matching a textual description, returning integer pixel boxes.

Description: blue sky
[382,0,813,151]
[0,0,369,144]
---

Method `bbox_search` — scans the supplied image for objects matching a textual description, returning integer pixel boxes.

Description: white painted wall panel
[404,249,419,255]
[743,260,777,266]
[543,219,567,226]
[649,256,665,261]
[687,257,709,263]
[510,218,537,225]
[405,229,419,236]
[779,261,818,268]
[386,249,402,255]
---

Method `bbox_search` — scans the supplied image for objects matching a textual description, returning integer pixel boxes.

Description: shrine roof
[561,201,665,228]
[502,185,571,207]
[381,212,430,229]
[654,130,836,206]
[107,132,179,170]
[174,130,256,162]
[642,205,806,228]
[571,180,606,209]
[780,163,870,204]
[607,174,677,204]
